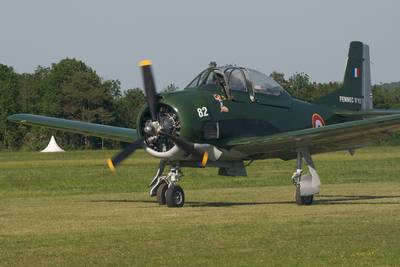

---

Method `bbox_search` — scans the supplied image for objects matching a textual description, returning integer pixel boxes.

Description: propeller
[139,59,158,121]
[107,60,209,172]
[107,139,144,171]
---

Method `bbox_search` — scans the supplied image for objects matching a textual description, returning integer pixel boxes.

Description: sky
[1,0,399,90]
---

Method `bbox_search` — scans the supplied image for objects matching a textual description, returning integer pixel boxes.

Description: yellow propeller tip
[139,59,152,67]
[201,151,209,167]
[107,158,116,172]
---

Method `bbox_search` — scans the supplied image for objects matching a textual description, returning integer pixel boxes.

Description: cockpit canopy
[186,65,289,98]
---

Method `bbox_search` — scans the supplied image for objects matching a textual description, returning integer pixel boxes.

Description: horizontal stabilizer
[335,109,400,118]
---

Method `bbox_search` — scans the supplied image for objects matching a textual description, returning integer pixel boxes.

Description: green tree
[103,79,122,99]
[44,58,94,115]
[270,71,289,90]
[284,72,341,102]
[314,81,341,100]
[61,71,114,148]
[372,85,400,109]
[0,64,19,149]
[114,88,145,129]
[17,68,63,150]
[286,72,313,100]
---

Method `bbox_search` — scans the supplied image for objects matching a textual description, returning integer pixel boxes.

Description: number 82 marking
[197,107,209,118]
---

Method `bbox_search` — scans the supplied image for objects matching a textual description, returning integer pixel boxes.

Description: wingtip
[107,158,116,172]
[6,114,20,122]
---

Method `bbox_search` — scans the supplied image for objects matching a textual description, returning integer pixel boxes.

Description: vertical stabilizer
[315,41,373,110]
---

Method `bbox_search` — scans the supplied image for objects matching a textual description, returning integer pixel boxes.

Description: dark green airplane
[8,41,400,207]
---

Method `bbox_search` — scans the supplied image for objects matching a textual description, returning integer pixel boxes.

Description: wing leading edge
[7,114,138,143]
[227,114,400,159]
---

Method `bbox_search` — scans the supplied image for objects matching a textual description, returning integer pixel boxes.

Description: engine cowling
[137,104,186,159]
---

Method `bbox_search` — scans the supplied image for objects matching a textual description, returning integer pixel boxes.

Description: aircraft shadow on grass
[90,194,400,207]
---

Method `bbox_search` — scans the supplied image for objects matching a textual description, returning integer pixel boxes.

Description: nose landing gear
[149,161,185,208]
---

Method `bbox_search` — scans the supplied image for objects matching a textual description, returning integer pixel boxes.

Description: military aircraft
[8,41,400,207]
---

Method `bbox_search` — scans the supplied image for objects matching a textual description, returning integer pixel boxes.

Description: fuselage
[136,64,360,162]
[137,84,347,161]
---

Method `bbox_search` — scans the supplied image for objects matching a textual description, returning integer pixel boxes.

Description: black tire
[295,186,314,205]
[165,185,185,208]
[300,195,314,205]
[156,182,168,205]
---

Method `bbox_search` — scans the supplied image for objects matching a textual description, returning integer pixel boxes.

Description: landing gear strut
[291,148,321,205]
[149,161,185,207]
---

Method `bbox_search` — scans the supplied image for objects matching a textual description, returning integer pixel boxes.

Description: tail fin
[315,41,373,110]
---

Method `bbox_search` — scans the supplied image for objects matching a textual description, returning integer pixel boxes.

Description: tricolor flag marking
[353,67,360,78]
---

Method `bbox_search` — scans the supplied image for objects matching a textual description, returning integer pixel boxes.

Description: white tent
[40,136,65,152]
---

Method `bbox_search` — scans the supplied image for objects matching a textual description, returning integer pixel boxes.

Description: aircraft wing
[226,114,400,159]
[7,114,137,143]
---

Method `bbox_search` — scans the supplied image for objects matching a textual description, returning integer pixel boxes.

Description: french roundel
[312,113,325,128]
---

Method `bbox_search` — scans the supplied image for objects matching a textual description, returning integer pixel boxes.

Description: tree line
[1,59,399,150]
[1,59,151,150]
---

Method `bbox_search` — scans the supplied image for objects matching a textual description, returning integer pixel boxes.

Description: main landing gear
[291,148,321,205]
[149,161,185,207]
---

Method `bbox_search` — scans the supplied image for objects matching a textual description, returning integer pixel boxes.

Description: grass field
[1,147,400,266]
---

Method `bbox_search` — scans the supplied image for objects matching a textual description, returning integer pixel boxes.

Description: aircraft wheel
[166,185,185,208]
[156,182,168,205]
[295,186,314,205]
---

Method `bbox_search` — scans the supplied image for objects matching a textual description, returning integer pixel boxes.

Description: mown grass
[1,147,400,266]
[2,146,400,197]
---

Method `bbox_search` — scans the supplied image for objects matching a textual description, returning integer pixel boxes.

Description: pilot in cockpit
[212,71,225,88]
[208,62,226,89]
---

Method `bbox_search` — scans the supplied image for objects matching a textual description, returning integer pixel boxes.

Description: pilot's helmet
[213,69,226,84]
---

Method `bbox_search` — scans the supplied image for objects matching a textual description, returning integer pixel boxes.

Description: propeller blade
[160,132,209,167]
[107,139,144,171]
[139,59,158,121]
